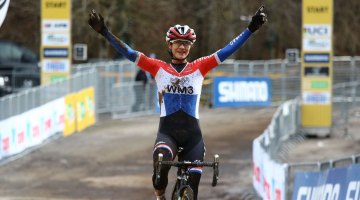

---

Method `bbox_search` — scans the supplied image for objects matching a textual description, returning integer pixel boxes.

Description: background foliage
[1,0,359,61]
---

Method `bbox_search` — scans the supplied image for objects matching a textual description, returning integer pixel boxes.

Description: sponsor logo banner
[303,0,333,24]
[42,19,69,32]
[292,164,360,200]
[76,87,95,132]
[213,77,271,107]
[303,24,331,38]
[42,0,71,19]
[303,91,330,104]
[0,0,10,27]
[304,53,330,63]
[303,38,331,51]
[42,33,70,46]
[43,48,69,58]
[43,59,70,72]
[64,93,76,136]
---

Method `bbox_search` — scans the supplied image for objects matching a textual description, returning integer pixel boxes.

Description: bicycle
[154,150,220,200]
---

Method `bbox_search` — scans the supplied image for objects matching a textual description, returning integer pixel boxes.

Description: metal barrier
[70,56,359,116]
[111,81,157,118]
[254,94,360,199]
[0,69,97,121]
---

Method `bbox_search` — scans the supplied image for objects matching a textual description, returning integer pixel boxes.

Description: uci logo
[0,0,10,28]
[303,25,331,38]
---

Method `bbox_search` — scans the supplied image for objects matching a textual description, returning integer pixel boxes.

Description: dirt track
[0,107,276,200]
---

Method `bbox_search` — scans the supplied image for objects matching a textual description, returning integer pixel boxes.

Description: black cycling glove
[88,9,108,36]
[248,5,267,33]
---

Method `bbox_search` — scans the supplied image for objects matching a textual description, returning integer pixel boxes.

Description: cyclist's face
[169,40,192,61]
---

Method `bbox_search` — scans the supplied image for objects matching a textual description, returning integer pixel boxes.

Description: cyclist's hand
[248,5,267,33]
[88,9,108,35]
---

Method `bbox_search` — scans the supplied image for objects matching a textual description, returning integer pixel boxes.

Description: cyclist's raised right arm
[102,31,139,62]
[88,9,139,62]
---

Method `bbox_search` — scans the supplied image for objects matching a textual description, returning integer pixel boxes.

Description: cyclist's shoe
[155,190,166,200]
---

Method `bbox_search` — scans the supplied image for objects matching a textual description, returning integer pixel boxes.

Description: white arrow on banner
[0,0,10,28]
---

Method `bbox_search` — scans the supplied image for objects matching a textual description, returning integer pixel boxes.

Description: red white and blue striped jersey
[135,53,220,119]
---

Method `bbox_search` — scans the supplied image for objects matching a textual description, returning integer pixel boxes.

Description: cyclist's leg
[152,132,178,197]
[179,138,205,200]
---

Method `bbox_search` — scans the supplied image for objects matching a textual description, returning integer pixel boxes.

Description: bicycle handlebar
[159,160,215,167]
[156,153,220,187]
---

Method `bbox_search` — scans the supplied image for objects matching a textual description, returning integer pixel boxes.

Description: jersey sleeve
[136,53,161,77]
[195,54,220,76]
[216,28,252,62]
[103,31,139,62]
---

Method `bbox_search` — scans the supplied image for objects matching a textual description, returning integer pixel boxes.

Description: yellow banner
[76,87,96,132]
[41,0,71,85]
[41,0,71,19]
[303,0,333,24]
[301,0,333,129]
[64,93,76,136]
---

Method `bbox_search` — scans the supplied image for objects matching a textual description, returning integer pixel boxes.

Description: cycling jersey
[103,28,253,118]
[136,53,219,118]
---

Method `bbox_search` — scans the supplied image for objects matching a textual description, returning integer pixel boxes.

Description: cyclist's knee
[153,143,174,161]
[152,145,173,190]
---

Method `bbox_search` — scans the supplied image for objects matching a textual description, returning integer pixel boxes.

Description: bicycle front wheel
[179,185,194,200]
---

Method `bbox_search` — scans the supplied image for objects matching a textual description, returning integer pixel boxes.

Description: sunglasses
[171,40,192,47]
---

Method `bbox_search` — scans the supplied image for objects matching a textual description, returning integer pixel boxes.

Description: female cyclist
[89,6,267,200]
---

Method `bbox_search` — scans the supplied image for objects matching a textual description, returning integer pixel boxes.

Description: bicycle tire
[171,180,180,200]
[179,185,194,200]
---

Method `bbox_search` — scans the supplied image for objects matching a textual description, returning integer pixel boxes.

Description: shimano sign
[292,164,360,200]
[0,0,10,27]
[213,77,271,107]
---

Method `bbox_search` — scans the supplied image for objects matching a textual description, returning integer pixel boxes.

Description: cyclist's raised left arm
[198,6,267,76]
[216,5,267,62]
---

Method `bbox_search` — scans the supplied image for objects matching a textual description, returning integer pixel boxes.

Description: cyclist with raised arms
[89,6,267,200]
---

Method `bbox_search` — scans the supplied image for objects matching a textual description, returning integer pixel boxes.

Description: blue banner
[292,164,360,200]
[213,77,271,107]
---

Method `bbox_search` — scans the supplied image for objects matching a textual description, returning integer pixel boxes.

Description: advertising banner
[0,116,27,156]
[213,77,271,107]
[76,87,95,132]
[64,93,76,136]
[41,0,71,84]
[292,164,360,200]
[0,94,95,162]
[24,108,43,146]
[253,137,286,200]
[301,0,333,129]
[0,98,65,160]
[0,117,11,158]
